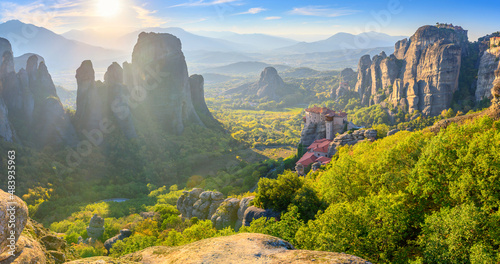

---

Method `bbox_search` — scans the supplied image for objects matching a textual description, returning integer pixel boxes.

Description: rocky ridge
[354,25,467,116]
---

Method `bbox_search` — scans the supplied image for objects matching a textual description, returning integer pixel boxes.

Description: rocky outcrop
[86,214,105,241]
[331,68,356,99]
[355,25,468,116]
[328,129,377,156]
[225,67,286,100]
[189,74,217,124]
[104,229,132,255]
[75,60,104,133]
[0,39,77,147]
[118,233,372,264]
[211,198,240,230]
[235,196,254,231]
[387,129,400,136]
[131,32,204,135]
[0,190,28,259]
[476,44,500,101]
[242,206,281,227]
[300,121,326,147]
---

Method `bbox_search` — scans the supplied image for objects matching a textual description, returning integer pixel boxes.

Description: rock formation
[104,229,132,255]
[327,129,377,156]
[476,37,500,102]
[130,32,204,135]
[211,198,240,230]
[331,67,356,99]
[115,233,373,264]
[354,25,468,116]
[0,37,77,147]
[1,189,75,263]
[225,67,287,100]
[242,206,281,227]
[86,214,105,241]
[189,74,217,123]
[0,190,28,259]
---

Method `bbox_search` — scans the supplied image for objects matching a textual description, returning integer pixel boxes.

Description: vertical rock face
[104,62,137,139]
[354,55,372,105]
[476,43,500,101]
[189,74,216,121]
[0,39,75,147]
[75,60,102,133]
[131,32,203,135]
[354,25,467,116]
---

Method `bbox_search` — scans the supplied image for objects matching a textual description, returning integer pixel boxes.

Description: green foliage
[73,242,107,258]
[254,171,324,221]
[418,204,490,263]
[110,235,157,257]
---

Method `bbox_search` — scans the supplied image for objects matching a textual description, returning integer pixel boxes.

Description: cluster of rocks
[177,188,224,220]
[177,188,279,231]
[327,129,377,156]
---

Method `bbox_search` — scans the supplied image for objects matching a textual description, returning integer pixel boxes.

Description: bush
[254,171,324,221]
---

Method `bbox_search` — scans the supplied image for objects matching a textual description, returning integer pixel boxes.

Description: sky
[0,0,499,41]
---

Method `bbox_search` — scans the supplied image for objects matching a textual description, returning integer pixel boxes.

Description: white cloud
[132,6,168,28]
[264,16,281,20]
[0,1,169,33]
[170,0,241,8]
[236,7,266,15]
[289,6,358,17]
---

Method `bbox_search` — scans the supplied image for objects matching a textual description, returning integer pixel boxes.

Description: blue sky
[0,0,499,41]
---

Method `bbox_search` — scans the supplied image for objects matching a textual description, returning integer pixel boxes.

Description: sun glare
[96,0,121,17]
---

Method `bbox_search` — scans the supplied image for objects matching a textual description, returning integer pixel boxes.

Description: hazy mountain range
[0,20,404,88]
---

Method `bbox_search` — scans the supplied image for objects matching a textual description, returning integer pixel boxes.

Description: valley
[0,8,499,264]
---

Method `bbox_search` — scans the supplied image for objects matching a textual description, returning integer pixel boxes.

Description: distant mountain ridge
[277,31,407,53]
[0,20,126,71]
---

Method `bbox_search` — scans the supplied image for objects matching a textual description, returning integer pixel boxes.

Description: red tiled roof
[307,138,332,153]
[296,152,317,167]
[317,156,331,164]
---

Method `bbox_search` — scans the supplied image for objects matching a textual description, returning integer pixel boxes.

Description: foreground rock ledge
[66,233,371,264]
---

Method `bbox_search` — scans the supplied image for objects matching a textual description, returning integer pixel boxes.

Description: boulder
[242,206,281,227]
[211,198,240,230]
[0,190,28,259]
[104,229,132,255]
[86,214,104,240]
[387,129,400,136]
[235,196,254,231]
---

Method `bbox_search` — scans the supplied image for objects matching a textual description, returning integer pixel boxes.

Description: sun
[96,0,121,17]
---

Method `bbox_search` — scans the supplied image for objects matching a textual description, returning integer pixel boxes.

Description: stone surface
[476,46,500,101]
[120,233,372,264]
[86,214,105,240]
[387,129,400,136]
[189,74,216,122]
[242,206,281,227]
[235,196,254,231]
[211,198,240,230]
[0,190,28,259]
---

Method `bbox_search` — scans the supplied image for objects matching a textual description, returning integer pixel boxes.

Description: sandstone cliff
[354,25,468,116]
